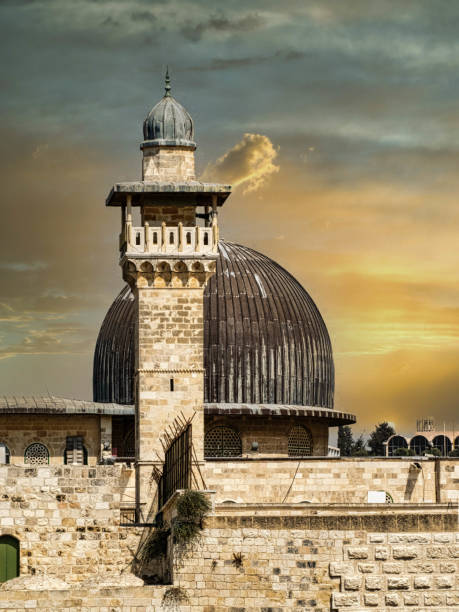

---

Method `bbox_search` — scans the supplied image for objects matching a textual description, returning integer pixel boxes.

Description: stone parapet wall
[0,465,140,583]
[0,585,167,611]
[204,458,459,504]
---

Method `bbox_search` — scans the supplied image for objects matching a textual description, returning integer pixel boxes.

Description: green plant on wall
[161,586,189,610]
[173,490,211,546]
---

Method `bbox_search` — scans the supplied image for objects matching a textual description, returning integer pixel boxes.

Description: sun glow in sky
[0,0,458,435]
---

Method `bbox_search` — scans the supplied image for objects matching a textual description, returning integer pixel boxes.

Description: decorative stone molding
[121,256,216,289]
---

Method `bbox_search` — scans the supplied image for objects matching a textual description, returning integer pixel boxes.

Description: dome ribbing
[93,241,334,408]
[142,70,194,146]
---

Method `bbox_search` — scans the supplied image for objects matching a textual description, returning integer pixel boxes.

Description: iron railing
[158,424,192,510]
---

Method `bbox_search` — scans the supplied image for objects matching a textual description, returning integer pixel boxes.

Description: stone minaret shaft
[106,74,231,518]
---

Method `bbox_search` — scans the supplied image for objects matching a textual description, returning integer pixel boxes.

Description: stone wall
[0,414,101,466]
[205,415,329,457]
[136,285,206,515]
[203,458,444,503]
[0,464,139,583]
[168,506,458,611]
[142,146,195,181]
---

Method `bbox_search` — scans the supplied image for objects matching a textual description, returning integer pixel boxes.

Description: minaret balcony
[121,222,218,258]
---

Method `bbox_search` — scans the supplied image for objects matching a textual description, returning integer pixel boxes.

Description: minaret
[106,72,231,518]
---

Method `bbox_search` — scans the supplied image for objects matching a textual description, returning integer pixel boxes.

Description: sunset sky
[0,0,458,436]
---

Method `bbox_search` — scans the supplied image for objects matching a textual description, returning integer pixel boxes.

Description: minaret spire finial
[165,66,171,97]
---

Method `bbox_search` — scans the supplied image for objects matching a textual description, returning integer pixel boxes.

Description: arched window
[409,435,429,456]
[24,443,49,465]
[388,435,408,456]
[0,535,19,583]
[432,435,452,456]
[205,426,242,458]
[288,425,313,457]
[0,443,10,465]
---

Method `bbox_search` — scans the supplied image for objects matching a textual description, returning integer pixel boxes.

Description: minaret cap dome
[142,70,195,147]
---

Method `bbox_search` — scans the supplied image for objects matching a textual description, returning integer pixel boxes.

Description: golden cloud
[203,133,279,193]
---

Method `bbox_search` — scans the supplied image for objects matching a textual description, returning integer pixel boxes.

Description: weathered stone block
[343,576,361,591]
[392,546,418,559]
[414,575,432,589]
[365,576,383,591]
[347,547,369,559]
[387,576,410,590]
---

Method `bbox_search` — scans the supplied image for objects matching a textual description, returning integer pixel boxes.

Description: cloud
[0,325,91,360]
[203,133,279,193]
[0,261,48,272]
[181,12,264,42]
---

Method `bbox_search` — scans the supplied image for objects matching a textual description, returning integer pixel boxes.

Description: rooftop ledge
[106,181,232,207]
[204,402,356,425]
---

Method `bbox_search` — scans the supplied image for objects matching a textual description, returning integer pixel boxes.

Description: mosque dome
[142,70,194,146]
[93,241,335,408]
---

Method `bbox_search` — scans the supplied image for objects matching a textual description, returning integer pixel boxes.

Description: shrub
[140,526,170,562]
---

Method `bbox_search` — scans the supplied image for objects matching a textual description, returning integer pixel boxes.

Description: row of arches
[0,439,88,466]
[204,425,313,457]
[388,434,459,456]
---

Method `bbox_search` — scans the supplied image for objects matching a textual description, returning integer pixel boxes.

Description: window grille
[288,426,313,457]
[204,426,242,458]
[24,443,49,465]
[64,436,87,465]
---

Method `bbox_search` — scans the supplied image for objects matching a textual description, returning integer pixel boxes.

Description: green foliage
[176,489,211,523]
[368,422,395,456]
[140,526,170,562]
[448,448,459,457]
[426,447,442,457]
[173,490,211,546]
[351,435,368,456]
[162,586,189,609]
[394,447,415,456]
[337,426,354,457]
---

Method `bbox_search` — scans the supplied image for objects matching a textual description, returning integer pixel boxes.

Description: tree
[351,435,368,456]
[367,422,395,456]
[337,426,354,457]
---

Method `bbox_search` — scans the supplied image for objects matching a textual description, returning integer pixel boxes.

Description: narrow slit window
[186,232,191,245]
[135,232,141,246]
[169,232,174,244]
[153,232,158,244]
[170,378,174,392]
[203,233,209,246]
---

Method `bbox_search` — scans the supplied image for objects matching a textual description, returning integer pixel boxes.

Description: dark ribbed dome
[142,73,194,146]
[93,241,334,408]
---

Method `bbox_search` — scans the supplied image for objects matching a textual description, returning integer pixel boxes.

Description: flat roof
[106,181,232,207]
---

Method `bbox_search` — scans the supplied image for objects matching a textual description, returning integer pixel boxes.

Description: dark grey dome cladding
[93,241,334,408]
[143,94,194,145]
[93,286,135,404]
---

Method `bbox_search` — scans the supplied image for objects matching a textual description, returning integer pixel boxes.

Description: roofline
[0,396,134,416]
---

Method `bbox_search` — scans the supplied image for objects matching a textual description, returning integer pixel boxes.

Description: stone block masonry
[0,465,140,584]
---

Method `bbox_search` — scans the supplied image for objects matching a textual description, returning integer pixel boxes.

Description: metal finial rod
[165,66,171,97]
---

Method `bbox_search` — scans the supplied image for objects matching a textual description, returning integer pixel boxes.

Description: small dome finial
[165,66,171,97]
